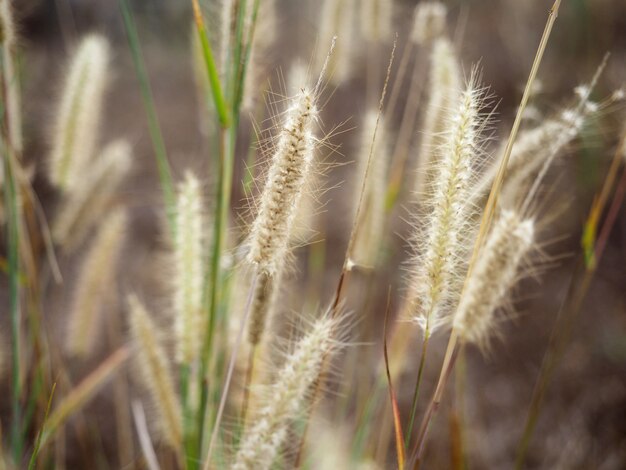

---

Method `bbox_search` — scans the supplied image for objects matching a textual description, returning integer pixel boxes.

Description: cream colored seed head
[49,34,109,191]
[454,210,534,346]
[174,171,205,364]
[361,0,393,43]
[233,315,337,470]
[414,37,462,194]
[53,139,132,250]
[247,87,317,276]
[411,1,447,44]
[128,294,183,448]
[65,209,126,358]
[410,76,483,334]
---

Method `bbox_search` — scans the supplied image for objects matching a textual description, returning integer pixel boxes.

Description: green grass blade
[191,0,230,129]
[28,383,56,470]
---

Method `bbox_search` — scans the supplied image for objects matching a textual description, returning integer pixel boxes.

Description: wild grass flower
[414,37,462,194]
[65,209,127,357]
[48,34,109,191]
[361,0,393,43]
[232,314,341,470]
[173,171,205,364]
[128,294,183,448]
[475,84,600,205]
[409,73,489,334]
[246,85,319,276]
[411,1,447,44]
[453,209,535,346]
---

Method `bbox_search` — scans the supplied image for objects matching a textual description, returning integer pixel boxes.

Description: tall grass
[1,0,625,469]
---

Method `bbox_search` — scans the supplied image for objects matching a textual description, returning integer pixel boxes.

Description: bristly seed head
[49,34,109,191]
[128,294,183,448]
[409,72,489,334]
[246,87,318,276]
[414,36,462,194]
[174,171,205,364]
[453,210,535,347]
[233,314,340,470]
[411,1,447,44]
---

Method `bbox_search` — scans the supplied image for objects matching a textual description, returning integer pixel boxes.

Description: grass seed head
[49,34,109,191]
[128,294,183,448]
[233,313,341,470]
[65,209,127,358]
[409,72,490,334]
[246,86,318,276]
[453,209,535,347]
[361,0,393,43]
[414,36,462,194]
[173,171,205,364]
[411,1,447,44]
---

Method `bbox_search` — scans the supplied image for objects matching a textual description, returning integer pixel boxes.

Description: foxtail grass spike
[232,314,340,470]
[414,37,461,194]
[174,171,205,364]
[411,1,447,45]
[454,210,534,347]
[128,295,183,448]
[409,73,488,334]
[246,85,318,276]
[48,34,109,191]
[65,209,127,358]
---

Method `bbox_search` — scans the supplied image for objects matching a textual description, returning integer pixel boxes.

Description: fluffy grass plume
[232,314,341,470]
[48,34,109,191]
[246,84,319,276]
[53,139,131,249]
[453,209,535,346]
[173,171,205,364]
[411,1,447,45]
[65,209,127,357]
[316,0,355,85]
[360,0,392,43]
[0,0,22,153]
[352,110,389,268]
[414,36,461,194]
[409,73,489,333]
[128,294,183,448]
[476,85,599,204]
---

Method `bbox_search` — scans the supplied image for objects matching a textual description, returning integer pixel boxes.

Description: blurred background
[4,0,626,468]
